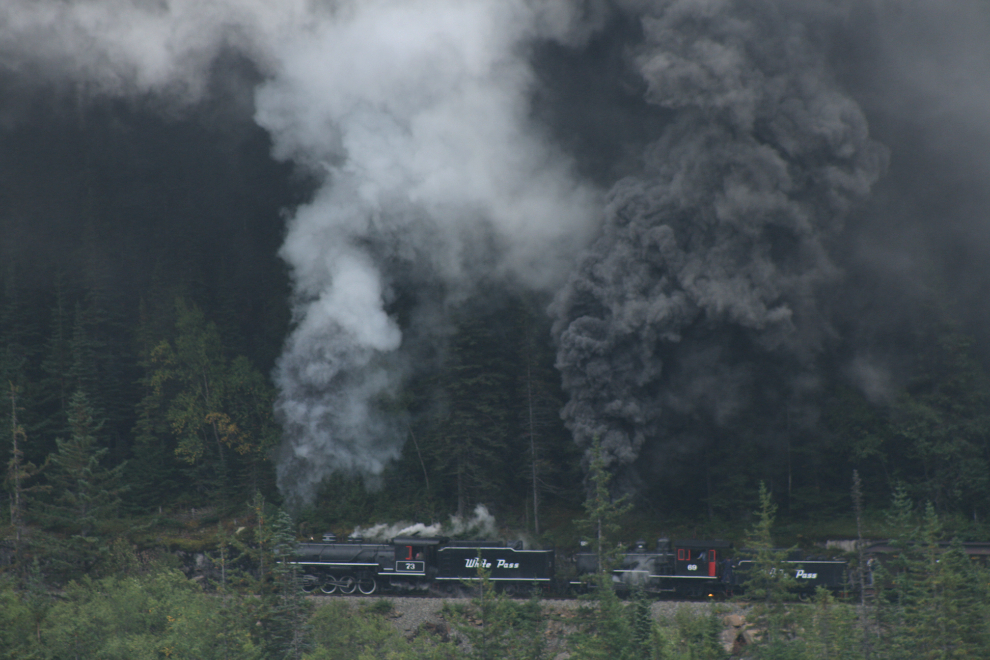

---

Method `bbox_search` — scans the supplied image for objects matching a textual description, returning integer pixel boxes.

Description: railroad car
[720,552,848,595]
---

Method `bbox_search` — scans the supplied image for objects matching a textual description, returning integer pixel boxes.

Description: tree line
[3,455,989,659]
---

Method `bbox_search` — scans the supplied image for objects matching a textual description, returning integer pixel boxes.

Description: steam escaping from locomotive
[351,504,497,542]
[257,0,599,505]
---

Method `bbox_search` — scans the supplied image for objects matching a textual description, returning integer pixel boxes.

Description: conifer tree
[741,482,795,653]
[264,508,311,660]
[568,438,639,660]
[580,437,632,578]
[239,493,312,660]
[851,469,872,658]
[34,389,125,577]
[426,313,512,516]
[5,384,47,570]
[799,586,862,660]
[513,296,568,536]
[38,276,72,439]
[450,558,548,660]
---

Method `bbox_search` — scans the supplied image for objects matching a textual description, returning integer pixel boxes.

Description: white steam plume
[352,503,497,541]
[256,0,598,506]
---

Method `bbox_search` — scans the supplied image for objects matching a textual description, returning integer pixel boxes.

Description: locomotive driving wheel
[357,576,377,595]
[319,574,338,595]
[300,574,320,593]
[338,575,357,595]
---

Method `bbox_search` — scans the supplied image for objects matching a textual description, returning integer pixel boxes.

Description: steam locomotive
[291,533,555,596]
[290,533,848,597]
[571,538,847,597]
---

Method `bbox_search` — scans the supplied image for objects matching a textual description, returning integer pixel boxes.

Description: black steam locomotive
[572,538,847,597]
[291,533,555,596]
[290,532,848,598]
[572,538,732,597]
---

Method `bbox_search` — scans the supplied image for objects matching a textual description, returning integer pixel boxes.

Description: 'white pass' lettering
[464,558,520,569]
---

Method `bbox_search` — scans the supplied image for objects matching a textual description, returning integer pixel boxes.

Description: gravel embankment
[313,595,743,639]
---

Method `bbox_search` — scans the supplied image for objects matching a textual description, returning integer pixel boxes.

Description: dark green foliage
[307,599,455,660]
[40,568,263,660]
[631,591,654,657]
[579,437,632,577]
[131,299,279,509]
[514,294,573,536]
[4,384,48,571]
[740,483,797,658]
[448,561,548,660]
[668,607,725,660]
[889,330,990,517]
[568,576,635,660]
[873,492,990,659]
[742,484,796,607]
[794,587,862,660]
[567,440,648,660]
[222,493,314,660]
[36,391,125,535]
[0,574,42,660]
[423,312,513,517]
[32,390,126,579]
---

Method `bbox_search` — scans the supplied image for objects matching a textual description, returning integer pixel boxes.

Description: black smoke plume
[549,0,888,481]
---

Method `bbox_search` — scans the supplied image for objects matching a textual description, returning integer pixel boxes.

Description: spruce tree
[34,389,125,577]
[568,437,638,660]
[580,436,632,579]
[513,295,569,537]
[425,313,512,517]
[5,384,47,571]
[741,482,795,654]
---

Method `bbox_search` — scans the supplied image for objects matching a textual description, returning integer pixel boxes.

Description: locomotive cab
[674,543,720,578]
[391,536,442,579]
[670,539,732,597]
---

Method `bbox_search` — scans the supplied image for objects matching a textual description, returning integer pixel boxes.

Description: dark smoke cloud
[550,0,888,474]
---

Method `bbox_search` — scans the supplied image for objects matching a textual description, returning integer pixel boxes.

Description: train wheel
[339,575,357,595]
[300,574,320,593]
[357,576,377,595]
[320,575,338,595]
